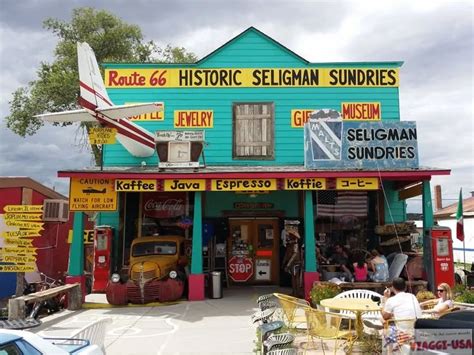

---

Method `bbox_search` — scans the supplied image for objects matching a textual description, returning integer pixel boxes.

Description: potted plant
[310,282,341,308]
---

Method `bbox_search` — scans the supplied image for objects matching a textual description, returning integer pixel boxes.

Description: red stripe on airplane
[96,115,156,149]
[79,81,113,106]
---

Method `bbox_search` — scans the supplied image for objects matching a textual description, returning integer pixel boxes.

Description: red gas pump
[430,226,455,288]
[92,226,113,292]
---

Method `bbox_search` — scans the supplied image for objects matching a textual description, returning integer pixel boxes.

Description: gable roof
[0,177,66,200]
[197,26,309,65]
[434,196,474,219]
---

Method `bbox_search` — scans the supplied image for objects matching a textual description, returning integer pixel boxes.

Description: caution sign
[3,205,43,213]
[69,178,117,211]
[88,127,117,145]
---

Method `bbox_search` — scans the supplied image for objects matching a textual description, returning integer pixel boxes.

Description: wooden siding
[382,181,406,223]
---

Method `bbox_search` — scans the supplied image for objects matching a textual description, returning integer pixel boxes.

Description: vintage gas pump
[430,226,455,288]
[92,225,114,292]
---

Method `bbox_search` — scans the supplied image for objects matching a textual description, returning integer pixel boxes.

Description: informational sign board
[88,127,117,145]
[115,179,157,192]
[255,259,271,281]
[228,256,253,282]
[163,179,206,191]
[3,205,43,213]
[284,178,327,190]
[155,130,205,142]
[69,178,117,211]
[336,178,379,190]
[174,110,213,128]
[304,115,418,169]
[211,179,277,191]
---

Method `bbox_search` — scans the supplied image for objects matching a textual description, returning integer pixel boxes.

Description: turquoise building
[61,28,449,299]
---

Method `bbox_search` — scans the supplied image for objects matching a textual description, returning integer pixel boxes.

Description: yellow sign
[67,230,94,244]
[105,68,399,88]
[69,178,117,211]
[1,247,37,255]
[5,220,44,229]
[88,127,117,145]
[126,102,164,121]
[2,230,42,238]
[336,178,379,190]
[0,265,36,272]
[3,205,43,213]
[163,179,206,191]
[211,179,277,191]
[174,110,213,128]
[341,102,381,120]
[4,238,34,247]
[4,213,43,221]
[291,109,315,128]
[284,178,327,190]
[115,179,157,192]
[0,255,36,263]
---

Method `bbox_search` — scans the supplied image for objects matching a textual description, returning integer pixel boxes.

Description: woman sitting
[353,257,368,281]
[369,249,389,282]
[421,283,454,316]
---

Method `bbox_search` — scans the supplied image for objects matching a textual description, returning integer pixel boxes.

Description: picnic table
[316,280,428,294]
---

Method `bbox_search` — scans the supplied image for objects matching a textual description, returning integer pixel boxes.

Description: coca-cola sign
[142,192,186,218]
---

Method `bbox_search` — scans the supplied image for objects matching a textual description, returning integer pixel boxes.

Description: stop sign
[228,256,253,282]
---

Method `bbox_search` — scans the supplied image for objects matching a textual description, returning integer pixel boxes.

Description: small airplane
[36,42,162,157]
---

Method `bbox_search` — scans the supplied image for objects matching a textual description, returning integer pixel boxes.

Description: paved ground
[32,286,311,355]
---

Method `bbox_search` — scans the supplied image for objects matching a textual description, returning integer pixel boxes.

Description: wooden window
[233,102,274,159]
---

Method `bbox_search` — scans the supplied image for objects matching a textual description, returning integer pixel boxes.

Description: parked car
[106,235,189,305]
[0,329,103,354]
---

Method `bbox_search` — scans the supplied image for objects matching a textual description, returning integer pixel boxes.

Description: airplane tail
[77,42,113,109]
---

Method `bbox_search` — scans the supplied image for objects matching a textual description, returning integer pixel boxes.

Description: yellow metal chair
[273,293,310,330]
[382,317,416,353]
[304,307,354,355]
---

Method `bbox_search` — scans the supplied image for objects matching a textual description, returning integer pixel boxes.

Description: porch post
[304,190,319,299]
[422,181,435,291]
[189,191,205,300]
[66,211,86,299]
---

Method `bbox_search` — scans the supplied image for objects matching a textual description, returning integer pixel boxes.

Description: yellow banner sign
[0,255,36,263]
[1,247,37,255]
[5,220,44,229]
[0,265,36,272]
[291,109,315,128]
[3,205,43,213]
[67,230,94,244]
[115,179,157,192]
[174,110,213,128]
[163,179,206,191]
[4,213,43,221]
[336,178,379,190]
[4,238,34,247]
[284,178,327,190]
[341,102,381,120]
[88,127,117,145]
[126,102,164,121]
[105,68,399,88]
[69,178,117,211]
[211,179,277,191]
[2,230,42,238]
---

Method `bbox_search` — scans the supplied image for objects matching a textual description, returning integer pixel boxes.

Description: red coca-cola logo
[142,192,185,218]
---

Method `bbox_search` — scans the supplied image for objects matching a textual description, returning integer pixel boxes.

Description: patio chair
[257,294,279,311]
[387,254,408,281]
[273,293,310,330]
[266,348,298,355]
[69,317,112,352]
[304,307,354,355]
[263,333,295,353]
[333,289,382,320]
[251,307,277,324]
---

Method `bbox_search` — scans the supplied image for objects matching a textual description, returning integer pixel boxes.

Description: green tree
[5,7,197,164]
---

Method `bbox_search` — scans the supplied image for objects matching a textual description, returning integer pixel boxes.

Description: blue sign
[304,120,419,169]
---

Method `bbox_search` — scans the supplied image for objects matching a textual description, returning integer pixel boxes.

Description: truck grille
[131,269,155,281]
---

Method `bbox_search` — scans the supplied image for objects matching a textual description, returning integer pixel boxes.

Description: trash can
[209,271,223,299]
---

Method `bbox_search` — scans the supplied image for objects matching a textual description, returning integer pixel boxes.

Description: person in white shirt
[420,282,454,316]
[381,277,422,330]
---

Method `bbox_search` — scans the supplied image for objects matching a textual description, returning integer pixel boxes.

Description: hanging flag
[456,188,464,241]
[317,191,368,217]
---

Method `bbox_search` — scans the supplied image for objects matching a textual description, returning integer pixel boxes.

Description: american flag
[316,191,368,217]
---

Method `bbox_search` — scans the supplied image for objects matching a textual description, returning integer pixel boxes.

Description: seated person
[328,243,352,281]
[316,246,329,264]
[353,257,368,282]
[369,249,389,282]
[420,283,454,316]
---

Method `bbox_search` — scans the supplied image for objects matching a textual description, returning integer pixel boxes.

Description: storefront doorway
[228,218,279,284]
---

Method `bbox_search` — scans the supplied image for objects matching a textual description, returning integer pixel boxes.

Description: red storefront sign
[228,256,253,282]
[142,192,186,218]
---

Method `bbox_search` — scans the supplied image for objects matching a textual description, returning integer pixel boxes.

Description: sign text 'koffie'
[69,178,117,211]
[105,68,399,88]
[115,179,157,192]
[284,178,327,190]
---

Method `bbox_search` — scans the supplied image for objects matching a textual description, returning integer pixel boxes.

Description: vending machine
[430,226,455,287]
[92,226,113,292]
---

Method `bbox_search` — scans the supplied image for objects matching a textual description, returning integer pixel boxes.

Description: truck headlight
[169,270,178,279]
[111,273,121,283]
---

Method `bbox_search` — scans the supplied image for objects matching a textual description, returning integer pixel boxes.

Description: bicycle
[27,273,66,319]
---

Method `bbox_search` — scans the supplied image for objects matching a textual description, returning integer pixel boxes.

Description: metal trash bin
[209,271,223,299]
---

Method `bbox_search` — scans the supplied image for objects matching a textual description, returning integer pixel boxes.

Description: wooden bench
[8,283,82,320]
[315,280,428,294]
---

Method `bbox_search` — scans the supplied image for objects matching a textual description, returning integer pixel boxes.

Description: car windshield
[132,241,177,257]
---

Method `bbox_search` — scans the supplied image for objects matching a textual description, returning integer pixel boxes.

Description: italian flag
[456,188,464,242]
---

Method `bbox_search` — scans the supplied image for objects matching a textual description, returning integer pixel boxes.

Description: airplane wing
[35,109,97,123]
[97,102,164,120]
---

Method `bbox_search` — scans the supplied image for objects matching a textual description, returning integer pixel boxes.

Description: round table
[320,298,381,338]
